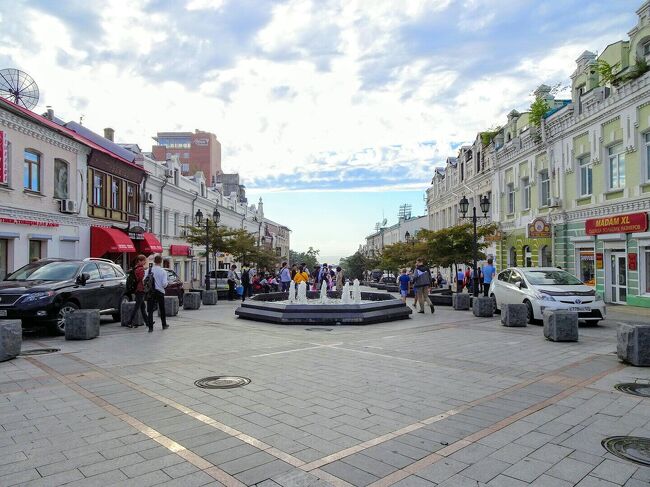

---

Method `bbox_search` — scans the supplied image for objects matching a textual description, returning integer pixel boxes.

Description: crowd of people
[123,254,169,332]
[453,257,496,297]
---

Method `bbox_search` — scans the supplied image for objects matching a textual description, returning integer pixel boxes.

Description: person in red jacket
[126,254,147,328]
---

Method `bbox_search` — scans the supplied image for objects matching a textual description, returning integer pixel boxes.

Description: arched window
[523,245,532,267]
[23,149,41,192]
[54,159,69,199]
[540,245,552,267]
[509,247,517,266]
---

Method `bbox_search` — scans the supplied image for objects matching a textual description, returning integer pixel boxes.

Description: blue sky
[0,0,640,259]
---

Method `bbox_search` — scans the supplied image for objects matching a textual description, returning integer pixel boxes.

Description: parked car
[489,267,606,324]
[0,258,128,334]
[208,269,230,293]
[164,268,185,305]
[370,269,383,282]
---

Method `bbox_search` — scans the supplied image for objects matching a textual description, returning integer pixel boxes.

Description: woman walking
[335,266,344,291]
[125,254,147,328]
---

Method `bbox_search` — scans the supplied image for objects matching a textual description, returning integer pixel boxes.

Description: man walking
[279,262,291,292]
[146,255,168,332]
[456,267,464,293]
[413,258,435,314]
[482,258,496,297]
[227,264,239,301]
[241,264,251,302]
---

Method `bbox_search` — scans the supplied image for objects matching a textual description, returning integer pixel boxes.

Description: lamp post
[458,195,491,298]
[195,208,221,290]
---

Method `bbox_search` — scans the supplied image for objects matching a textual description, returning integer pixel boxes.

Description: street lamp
[458,195,491,298]
[195,208,220,290]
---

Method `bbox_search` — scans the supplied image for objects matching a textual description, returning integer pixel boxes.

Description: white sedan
[488,267,606,324]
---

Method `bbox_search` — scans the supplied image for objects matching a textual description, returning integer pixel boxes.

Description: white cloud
[185,0,226,11]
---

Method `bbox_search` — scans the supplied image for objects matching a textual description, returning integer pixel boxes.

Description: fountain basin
[235,291,412,325]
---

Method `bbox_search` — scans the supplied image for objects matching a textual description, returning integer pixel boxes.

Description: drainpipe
[141,173,148,228]
[159,174,168,243]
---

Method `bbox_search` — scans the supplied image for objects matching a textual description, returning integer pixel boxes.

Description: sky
[0,0,641,261]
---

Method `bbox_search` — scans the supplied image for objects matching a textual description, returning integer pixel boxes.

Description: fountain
[235,278,412,325]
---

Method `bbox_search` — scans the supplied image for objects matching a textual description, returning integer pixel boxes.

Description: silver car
[208,270,230,292]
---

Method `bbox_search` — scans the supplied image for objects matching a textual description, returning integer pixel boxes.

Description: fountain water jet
[297,282,308,304]
[352,279,362,304]
[288,281,296,304]
[320,282,328,304]
[341,282,351,304]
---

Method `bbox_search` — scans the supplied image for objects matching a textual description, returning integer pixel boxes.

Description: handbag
[235,285,244,296]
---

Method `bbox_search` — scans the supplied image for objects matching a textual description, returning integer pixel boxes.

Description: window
[521,177,530,210]
[507,183,515,214]
[127,183,137,214]
[93,172,105,206]
[173,169,179,185]
[183,214,189,234]
[163,209,169,235]
[29,240,42,261]
[184,261,190,282]
[608,144,625,189]
[578,154,592,196]
[148,207,154,232]
[644,248,650,294]
[645,133,650,180]
[509,247,517,266]
[54,159,69,199]
[644,41,650,57]
[111,180,121,209]
[523,245,532,267]
[540,245,552,267]
[23,150,40,192]
[81,262,100,280]
[509,270,525,287]
[173,213,179,236]
[174,262,180,276]
[98,262,117,279]
[539,170,550,206]
[579,249,595,287]
[498,270,511,282]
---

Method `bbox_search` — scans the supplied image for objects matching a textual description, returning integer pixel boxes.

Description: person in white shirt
[146,255,169,332]
[279,262,291,292]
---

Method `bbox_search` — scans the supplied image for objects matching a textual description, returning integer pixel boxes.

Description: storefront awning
[136,232,163,255]
[90,226,136,257]
[169,245,191,256]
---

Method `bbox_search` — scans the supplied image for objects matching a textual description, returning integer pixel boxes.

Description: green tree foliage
[183,223,238,256]
[480,126,501,147]
[418,223,498,268]
[529,96,550,128]
[289,247,320,269]
[595,59,620,86]
[339,251,368,280]
[379,241,422,274]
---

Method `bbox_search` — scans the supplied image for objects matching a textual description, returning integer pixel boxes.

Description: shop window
[578,154,592,196]
[29,240,42,261]
[54,159,69,199]
[174,262,180,276]
[93,172,105,206]
[508,247,517,266]
[579,250,595,287]
[608,143,625,190]
[523,245,532,267]
[507,183,515,214]
[0,239,7,279]
[23,149,40,192]
[521,177,530,210]
[540,245,552,267]
[644,248,650,294]
[539,169,550,206]
[127,183,137,214]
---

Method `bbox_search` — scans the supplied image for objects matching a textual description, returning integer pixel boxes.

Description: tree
[379,241,422,274]
[183,223,238,256]
[250,246,281,273]
[529,96,550,128]
[289,247,320,269]
[339,251,367,280]
[418,223,498,270]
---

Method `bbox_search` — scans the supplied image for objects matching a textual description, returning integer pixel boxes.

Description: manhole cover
[602,436,650,466]
[615,383,650,397]
[20,348,60,356]
[305,328,333,331]
[194,376,251,389]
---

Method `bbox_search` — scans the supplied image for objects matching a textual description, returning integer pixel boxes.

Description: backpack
[242,269,250,285]
[143,266,155,296]
[126,268,137,294]
[414,269,432,287]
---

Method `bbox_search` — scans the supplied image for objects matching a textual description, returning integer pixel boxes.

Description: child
[398,268,410,304]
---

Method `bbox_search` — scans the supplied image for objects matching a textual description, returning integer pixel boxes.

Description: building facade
[363,214,429,258]
[152,130,222,184]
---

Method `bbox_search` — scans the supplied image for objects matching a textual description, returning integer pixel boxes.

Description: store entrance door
[607,251,627,304]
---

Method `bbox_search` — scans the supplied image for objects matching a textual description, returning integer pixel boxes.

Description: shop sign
[484,231,502,243]
[0,131,6,184]
[596,252,604,269]
[629,253,638,271]
[0,217,59,227]
[194,138,209,146]
[128,232,144,240]
[585,212,648,235]
[527,218,551,238]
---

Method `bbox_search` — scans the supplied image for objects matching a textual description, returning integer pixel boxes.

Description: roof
[0,97,141,169]
[64,121,137,163]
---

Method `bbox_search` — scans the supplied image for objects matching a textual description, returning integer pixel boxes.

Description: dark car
[164,268,184,305]
[0,258,127,334]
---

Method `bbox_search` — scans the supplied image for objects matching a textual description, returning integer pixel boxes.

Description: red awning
[169,245,191,256]
[90,226,136,257]
[136,232,163,255]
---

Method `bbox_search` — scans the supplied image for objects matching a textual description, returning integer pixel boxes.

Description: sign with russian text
[0,217,59,227]
[596,252,604,269]
[629,253,638,271]
[585,212,648,235]
[0,131,6,184]
[527,218,551,238]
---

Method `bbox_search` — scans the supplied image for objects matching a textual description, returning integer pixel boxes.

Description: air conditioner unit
[59,199,77,213]
[145,192,154,204]
[164,169,173,178]
[549,197,562,207]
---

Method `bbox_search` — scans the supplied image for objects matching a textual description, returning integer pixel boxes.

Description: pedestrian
[241,264,251,302]
[482,258,496,297]
[456,267,464,293]
[464,266,472,293]
[279,262,291,292]
[397,268,410,304]
[335,266,344,291]
[227,264,239,301]
[312,265,321,291]
[436,271,443,289]
[125,254,147,328]
[290,264,298,279]
[293,265,309,285]
[413,258,435,314]
[145,255,168,332]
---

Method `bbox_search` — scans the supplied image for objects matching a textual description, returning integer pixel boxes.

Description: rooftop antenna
[398,203,412,220]
[0,68,39,109]
[79,114,84,125]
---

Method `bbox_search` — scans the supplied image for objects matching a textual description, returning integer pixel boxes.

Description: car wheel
[490,294,500,314]
[55,301,79,335]
[524,300,539,325]
[112,295,128,322]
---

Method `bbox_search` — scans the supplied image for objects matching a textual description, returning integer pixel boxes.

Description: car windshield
[522,269,583,286]
[6,261,80,281]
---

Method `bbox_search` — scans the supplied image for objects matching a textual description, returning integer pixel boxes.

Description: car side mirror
[76,273,90,285]
[516,281,522,289]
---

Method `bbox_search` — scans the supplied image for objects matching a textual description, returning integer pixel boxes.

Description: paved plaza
[2,293,650,486]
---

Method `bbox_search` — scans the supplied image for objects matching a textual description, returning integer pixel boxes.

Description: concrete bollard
[501,304,528,327]
[202,290,218,305]
[159,296,180,317]
[543,310,578,342]
[65,310,100,340]
[617,323,650,366]
[452,293,470,310]
[121,301,146,327]
[472,296,494,317]
[0,320,22,361]
[183,292,202,310]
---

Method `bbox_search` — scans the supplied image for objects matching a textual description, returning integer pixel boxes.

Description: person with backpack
[145,255,168,332]
[125,254,147,328]
[240,263,251,302]
[413,258,435,314]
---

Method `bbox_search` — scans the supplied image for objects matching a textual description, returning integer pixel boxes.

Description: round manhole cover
[602,436,650,466]
[614,383,650,398]
[20,348,60,356]
[305,328,333,331]
[194,376,251,389]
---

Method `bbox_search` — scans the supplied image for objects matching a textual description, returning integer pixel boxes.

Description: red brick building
[151,130,221,183]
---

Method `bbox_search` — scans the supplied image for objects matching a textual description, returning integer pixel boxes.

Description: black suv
[0,258,127,334]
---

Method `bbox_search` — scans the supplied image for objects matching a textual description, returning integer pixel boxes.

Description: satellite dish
[382,218,388,226]
[0,68,40,110]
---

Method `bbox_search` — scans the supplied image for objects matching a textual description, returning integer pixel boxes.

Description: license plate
[0,310,6,317]
[569,306,590,312]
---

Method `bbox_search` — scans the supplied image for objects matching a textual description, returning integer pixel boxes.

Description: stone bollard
[183,292,202,310]
[543,310,578,342]
[0,320,22,362]
[472,296,494,317]
[121,301,145,327]
[159,296,179,317]
[202,290,218,305]
[617,323,650,366]
[65,310,100,340]
[501,304,528,327]
[452,293,470,310]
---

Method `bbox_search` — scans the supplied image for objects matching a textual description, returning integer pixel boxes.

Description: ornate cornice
[0,109,86,154]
